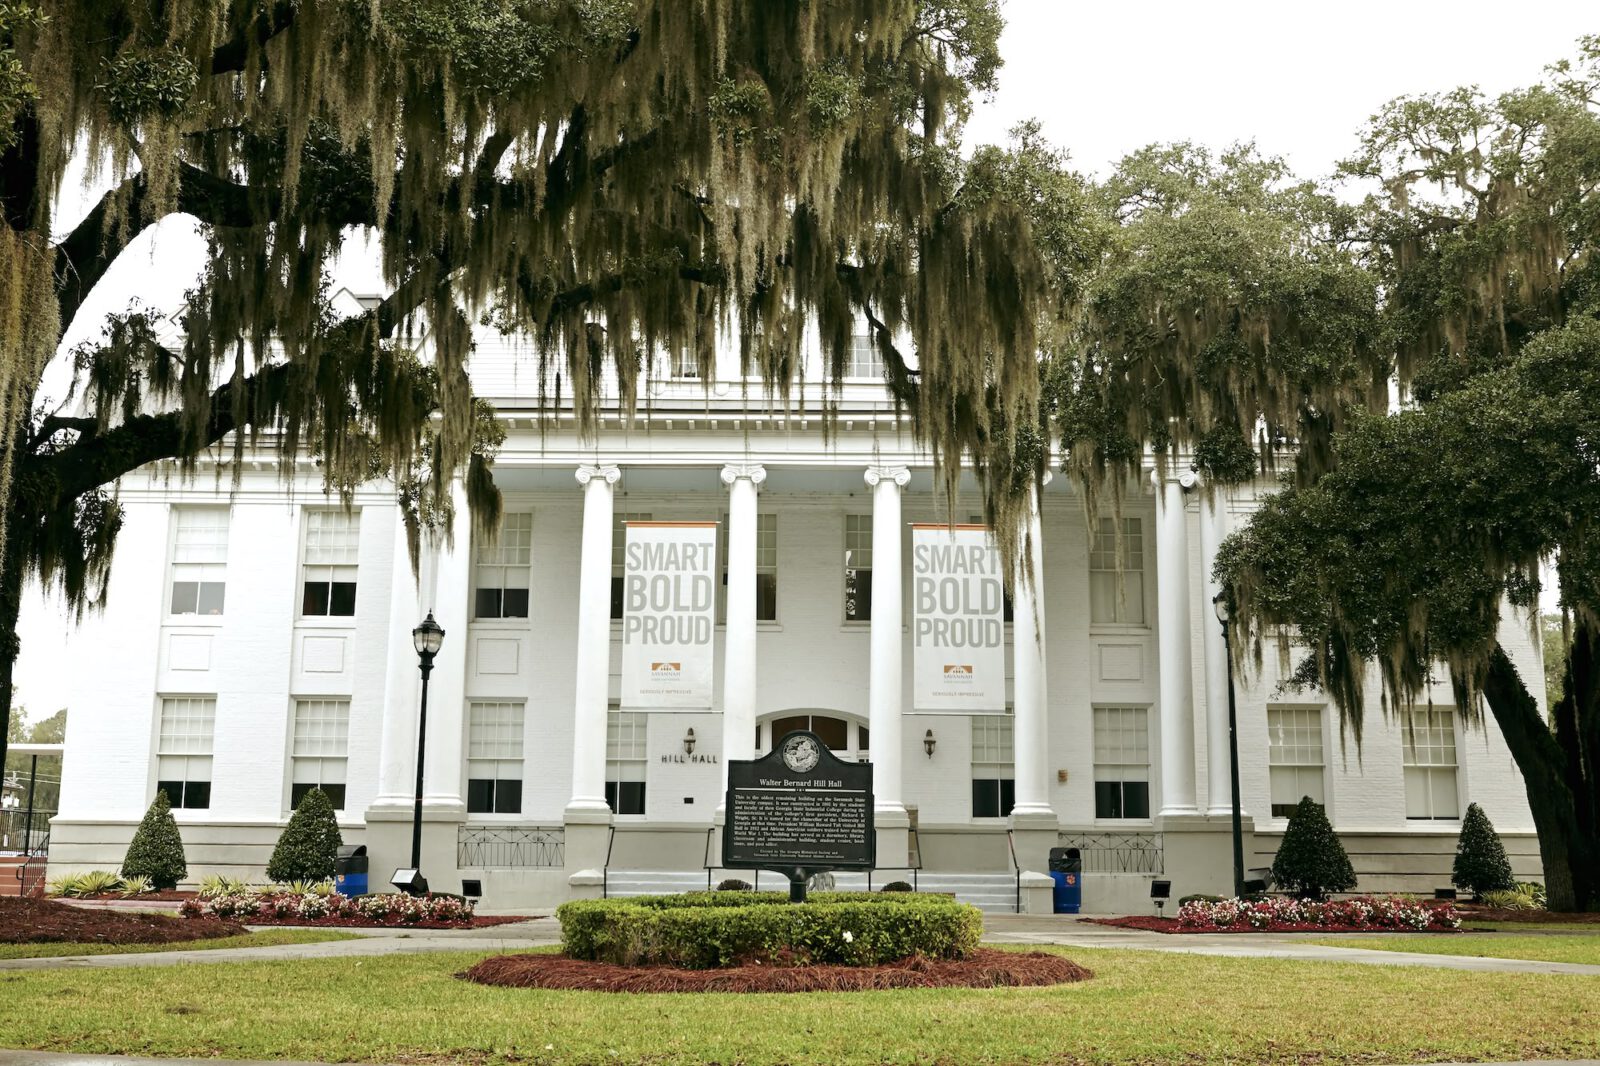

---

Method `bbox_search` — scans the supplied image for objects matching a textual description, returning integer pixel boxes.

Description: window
[669,349,701,380]
[844,514,872,622]
[610,512,653,620]
[846,332,882,379]
[157,697,215,809]
[719,513,778,621]
[1089,517,1145,625]
[769,714,850,752]
[474,513,532,619]
[1267,707,1325,818]
[302,510,359,617]
[169,509,228,616]
[971,714,1015,818]
[606,710,648,815]
[290,698,349,810]
[467,701,524,814]
[1094,705,1151,819]
[1403,706,1460,820]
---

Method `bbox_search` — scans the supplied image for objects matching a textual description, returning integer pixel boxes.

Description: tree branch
[210,1,298,74]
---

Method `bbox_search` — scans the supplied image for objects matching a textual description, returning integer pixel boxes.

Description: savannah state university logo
[650,661,681,677]
[943,663,974,684]
[781,734,821,773]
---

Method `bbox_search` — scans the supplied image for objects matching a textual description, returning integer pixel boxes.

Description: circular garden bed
[461,890,1093,993]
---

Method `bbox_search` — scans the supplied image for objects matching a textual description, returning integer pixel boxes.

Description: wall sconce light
[684,728,696,755]
[923,729,936,758]
[1057,769,1069,784]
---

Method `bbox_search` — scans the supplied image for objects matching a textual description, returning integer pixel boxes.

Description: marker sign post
[620,521,717,709]
[910,524,1006,712]
[723,731,875,902]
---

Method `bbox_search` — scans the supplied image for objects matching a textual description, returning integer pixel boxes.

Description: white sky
[13,2,1590,712]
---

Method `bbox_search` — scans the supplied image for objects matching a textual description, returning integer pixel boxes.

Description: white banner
[911,525,1007,713]
[621,522,718,710]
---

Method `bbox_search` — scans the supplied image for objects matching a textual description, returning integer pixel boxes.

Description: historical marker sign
[724,731,875,887]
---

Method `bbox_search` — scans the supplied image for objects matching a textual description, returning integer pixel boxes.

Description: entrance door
[759,712,869,763]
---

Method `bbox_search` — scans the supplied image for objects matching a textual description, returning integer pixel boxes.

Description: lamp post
[408,611,446,882]
[1212,591,1246,898]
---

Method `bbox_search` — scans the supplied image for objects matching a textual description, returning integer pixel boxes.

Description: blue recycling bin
[1048,846,1082,914]
[334,844,369,897]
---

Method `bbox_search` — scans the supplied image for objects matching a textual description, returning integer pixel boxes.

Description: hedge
[557,892,982,968]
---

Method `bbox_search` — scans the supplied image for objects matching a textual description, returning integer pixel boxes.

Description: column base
[562,805,614,884]
[362,803,466,896]
[874,804,910,875]
[1156,812,1256,900]
[1008,807,1060,877]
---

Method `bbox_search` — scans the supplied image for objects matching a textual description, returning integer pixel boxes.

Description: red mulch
[235,912,535,930]
[0,895,245,945]
[1459,907,1600,924]
[1084,916,1458,934]
[460,949,1092,993]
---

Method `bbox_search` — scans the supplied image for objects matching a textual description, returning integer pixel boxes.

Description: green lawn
[1312,933,1600,966]
[0,929,358,960]
[0,947,1597,1065]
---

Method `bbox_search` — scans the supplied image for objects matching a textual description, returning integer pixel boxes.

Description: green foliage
[46,869,123,897]
[117,874,151,896]
[0,3,45,153]
[1542,614,1569,715]
[265,787,342,884]
[1453,803,1518,896]
[120,792,187,890]
[714,878,752,891]
[556,892,982,968]
[1270,797,1357,900]
[1479,889,1539,911]
[97,47,197,127]
[196,874,256,898]
[1519,880,1549,908]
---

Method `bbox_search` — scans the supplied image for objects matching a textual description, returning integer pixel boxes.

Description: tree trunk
[1483,643,1597,911]
[0,504,24,773]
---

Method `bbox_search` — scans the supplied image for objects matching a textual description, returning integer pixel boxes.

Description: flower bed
[179,891,516,928]
[558,891,983,968]
[1164,896,1460,932]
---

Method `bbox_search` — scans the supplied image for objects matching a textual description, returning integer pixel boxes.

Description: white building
[44,327,1544,912]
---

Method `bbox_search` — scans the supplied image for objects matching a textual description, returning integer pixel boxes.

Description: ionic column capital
[720,462,767,487]
[864,464,911,488]
[1148,467,1199,492]
[575,464,621,486]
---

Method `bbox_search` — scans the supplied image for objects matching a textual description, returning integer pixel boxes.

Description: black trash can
[1047,846,1082,914]
[334,844,369,897]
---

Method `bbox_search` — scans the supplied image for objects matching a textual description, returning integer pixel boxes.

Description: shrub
[48,870,124,898]
[121,793,188,890]
[180,891,473,925]
[1179,893,1224,906]
[556,892,982,968]
[716,878,753,891]
[1452,803,1517,897]
[266,787,342,883]
[881,881,913,892]
[1178,895,1459,931]
[1480,889,1539,910]
[1271,797,1357,900]
[1518,880,1548,907]
[197,874,256,898]
[118,874,153,896]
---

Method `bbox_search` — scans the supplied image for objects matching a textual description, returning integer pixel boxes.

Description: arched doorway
[757,711,870,763]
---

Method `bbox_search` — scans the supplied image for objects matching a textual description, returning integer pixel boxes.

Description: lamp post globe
[405,611,446,893]
[1212,590,1246,899]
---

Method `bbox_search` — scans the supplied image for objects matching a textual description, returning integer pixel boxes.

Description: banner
[911,524,1007,713]
[621,522,718,710]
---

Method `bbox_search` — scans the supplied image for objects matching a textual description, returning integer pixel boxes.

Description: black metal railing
[1005,829,1021,913]
[455,825,565,868]
[1057,831,1164,874]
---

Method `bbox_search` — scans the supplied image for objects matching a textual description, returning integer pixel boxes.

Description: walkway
[2,914,1597,977]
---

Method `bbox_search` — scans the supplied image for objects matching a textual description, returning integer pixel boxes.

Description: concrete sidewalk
[3,913,1598,977]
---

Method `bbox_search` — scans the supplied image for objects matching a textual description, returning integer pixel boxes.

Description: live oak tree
[0,0,1059,767]
[1217,42,1600,911]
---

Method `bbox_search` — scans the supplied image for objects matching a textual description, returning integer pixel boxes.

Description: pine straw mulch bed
[1083,916,1459,934]
[1458,907,1600,924]
[460,949,1092,993]
[1,895,244,945]
[233,912,535,930]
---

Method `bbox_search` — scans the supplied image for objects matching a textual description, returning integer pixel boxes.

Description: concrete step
[602,869,1021,913]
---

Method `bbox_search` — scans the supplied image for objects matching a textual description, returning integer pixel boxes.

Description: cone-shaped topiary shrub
[1270,796,1357,900]
[1452,802,1517,897]
[266,787,343,883]
[122,791,188,890]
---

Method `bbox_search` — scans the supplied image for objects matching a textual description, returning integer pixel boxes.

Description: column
[718,462,765,800]
[422,482,471,809]
[567,464,621,818]
[1010,473,1053,822]
[1155,471,1199,815]
[1200,487,1233,815]
[865,465,910,864]
[374,514,422,806]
